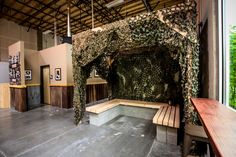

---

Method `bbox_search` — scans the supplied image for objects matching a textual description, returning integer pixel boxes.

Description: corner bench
[86,99,180,145]
[153,105,180,145]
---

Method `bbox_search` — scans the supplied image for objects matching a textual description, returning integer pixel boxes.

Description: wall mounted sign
[9,52,21,85]
[55,68,61,81]
[25,69,32,81]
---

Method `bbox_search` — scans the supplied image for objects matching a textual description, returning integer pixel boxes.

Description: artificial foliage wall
[112,48,182,104]
[72,0,199,125]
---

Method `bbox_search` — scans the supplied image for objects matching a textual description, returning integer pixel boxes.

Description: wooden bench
[86,99,166,113]
[86,99,180,145]
[152,105,180,145]
[86,99,167,126]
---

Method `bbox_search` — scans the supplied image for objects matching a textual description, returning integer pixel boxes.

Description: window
[222,0,236,109]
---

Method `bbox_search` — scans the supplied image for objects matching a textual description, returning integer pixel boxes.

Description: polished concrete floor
[0,106,180,157]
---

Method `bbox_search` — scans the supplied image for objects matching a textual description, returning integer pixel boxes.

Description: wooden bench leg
[183,133,192,157]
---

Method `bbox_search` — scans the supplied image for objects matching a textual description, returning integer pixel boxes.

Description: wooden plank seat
[152,105,180,145]
[86,99,166,114]
[86,99,180,145]
[86,99,167,126]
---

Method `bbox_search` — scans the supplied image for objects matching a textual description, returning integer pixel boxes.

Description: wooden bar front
[191,98,236,157]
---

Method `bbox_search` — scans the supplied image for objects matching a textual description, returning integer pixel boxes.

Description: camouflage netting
[112,47,183,103]
[72,0,199,125]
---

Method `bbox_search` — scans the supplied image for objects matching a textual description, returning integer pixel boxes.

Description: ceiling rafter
[71,1,107,27]
[94,0,119,21]
[1,4,55,30]
[1,10,42,30]
[33,0,90,29]
[1,0,185,36]
[142,0,153,12]
[103,0,124,20]
[17,0,60,25]
[81,0,113,23]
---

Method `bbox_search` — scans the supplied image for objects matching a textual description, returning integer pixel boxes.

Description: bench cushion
[153,105,180,128]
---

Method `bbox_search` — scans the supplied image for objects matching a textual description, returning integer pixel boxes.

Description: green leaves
[229,26,236,109]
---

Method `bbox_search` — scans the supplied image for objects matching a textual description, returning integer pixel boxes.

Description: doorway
[41,66,50,104]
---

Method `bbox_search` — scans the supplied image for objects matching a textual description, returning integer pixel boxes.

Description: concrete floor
[0,106,181,157]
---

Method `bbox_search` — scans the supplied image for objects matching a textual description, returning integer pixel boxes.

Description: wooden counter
[191,98,236,157]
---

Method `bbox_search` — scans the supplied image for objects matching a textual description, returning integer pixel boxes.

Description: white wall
[0,62,9,83]
[0,19,37,62]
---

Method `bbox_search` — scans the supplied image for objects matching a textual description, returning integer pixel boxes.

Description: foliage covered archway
[72,0,199,125]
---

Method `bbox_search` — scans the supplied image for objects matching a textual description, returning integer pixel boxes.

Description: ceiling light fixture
[105,0,124,8]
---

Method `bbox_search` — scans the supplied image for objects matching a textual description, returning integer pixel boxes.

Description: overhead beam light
[105,0,124,8]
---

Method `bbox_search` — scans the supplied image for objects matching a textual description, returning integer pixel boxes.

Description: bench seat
[86,99,180,145]
[152,105,180,145]
[86,99,167,126]
[86,99,167,113]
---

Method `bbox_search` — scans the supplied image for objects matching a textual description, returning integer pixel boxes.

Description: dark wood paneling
[10,87,27,112]
[62,86,74,109]
[86,84,108,104]
[50,86,74,109]
[50,86,62,107]
[10,88,15,109]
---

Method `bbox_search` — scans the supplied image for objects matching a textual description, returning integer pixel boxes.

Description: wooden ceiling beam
[103,0,124,20]
[34,0,90,30]
[71,1,107,26]
[142,0,153,12]
[94,0,119,21]
[1,4,54,30]
[81,0,112,23]
[1,11,41,31]
[16,0,60,25]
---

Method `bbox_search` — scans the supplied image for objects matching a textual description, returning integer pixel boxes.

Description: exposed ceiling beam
[153,1,161,10]
[81,0,113,23]
[34,0,90,30]
[1,4,54,29]
[17,0,60,25]
[71,1,107,26]
[142,0,152,12]
[104,0,123,19]
[95,0,119,21]
[1,11,41,31]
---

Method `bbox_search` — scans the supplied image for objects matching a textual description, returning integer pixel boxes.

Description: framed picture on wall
[55,68,61,81]
[25,69,32,81]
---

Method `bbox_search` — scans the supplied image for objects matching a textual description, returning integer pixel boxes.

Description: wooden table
[191,98,236,157]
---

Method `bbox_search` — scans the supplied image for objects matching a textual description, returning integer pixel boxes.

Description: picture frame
[55,68,61,81]
[25,69,32,81]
